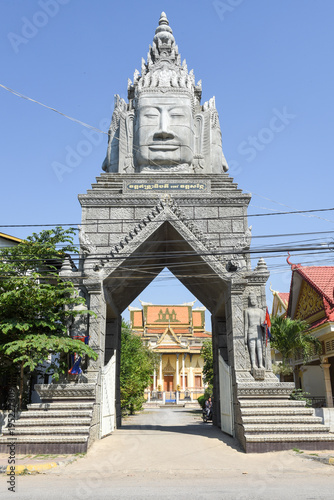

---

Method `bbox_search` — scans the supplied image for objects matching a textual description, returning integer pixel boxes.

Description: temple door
[164,376,174,391]
[194,375,202,388]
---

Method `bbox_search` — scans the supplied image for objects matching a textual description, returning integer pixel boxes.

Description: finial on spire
[159,12,169,26]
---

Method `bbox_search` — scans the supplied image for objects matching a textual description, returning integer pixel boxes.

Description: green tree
[200,339,214,387]
[270,315,322,377]
[120,321,158,415]
[0,227,98,409]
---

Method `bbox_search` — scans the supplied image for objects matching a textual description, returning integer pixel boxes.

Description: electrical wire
[2,207,334,230]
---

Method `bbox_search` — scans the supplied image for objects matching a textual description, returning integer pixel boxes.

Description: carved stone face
[133,93,195,170]
[248,293,258,307]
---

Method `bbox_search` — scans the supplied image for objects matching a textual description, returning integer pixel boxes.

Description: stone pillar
[105,317,120,365]
[153,369,157,390]
[225,280,248,442]
[84,282,106,441]
[114,314,122,427]
[85,283,105,380]
[189,354,193,388]
[182,355,186,391]
[176,354,179,388]
[211,315,221,427]
[321,359,333,408]
[159,355,162,389]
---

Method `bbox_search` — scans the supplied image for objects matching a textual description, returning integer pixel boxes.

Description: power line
[1,245,333,267]
[0,83,108,135]
[1,206,334,229]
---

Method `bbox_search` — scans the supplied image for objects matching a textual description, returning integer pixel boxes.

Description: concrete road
[1,407,334,499]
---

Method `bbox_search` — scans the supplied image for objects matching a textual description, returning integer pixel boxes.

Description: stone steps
[27,402,94,410]
[15,418,92,427]
[0,384,96,454]
[0,435,89,454]
[243,424,331,434]
[19,410,93,419]
[238,389,334,452]
[2,426,90,435]
[245,433,334,443]
[241,407,314,416]
[239,400,306,408]
[242,415,323,424]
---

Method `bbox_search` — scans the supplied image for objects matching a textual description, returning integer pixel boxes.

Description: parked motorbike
[202,407,212,423]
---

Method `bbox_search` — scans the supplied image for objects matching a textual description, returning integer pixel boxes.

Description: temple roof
[292,266,334,305]
[287,265,334,325]
[0,232,21,243]
[277,292,290,305]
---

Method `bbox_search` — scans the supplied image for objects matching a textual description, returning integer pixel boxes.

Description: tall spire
[128,12,202,102]
[158,11,169,26]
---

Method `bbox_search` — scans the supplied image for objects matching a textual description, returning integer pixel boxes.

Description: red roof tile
[294,266,334,303]
[278,292,290,304]
[292,266,334,322]
[193,332,211,338]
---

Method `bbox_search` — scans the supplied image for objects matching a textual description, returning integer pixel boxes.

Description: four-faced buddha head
[133,91,195,171]
[102,12,228,175]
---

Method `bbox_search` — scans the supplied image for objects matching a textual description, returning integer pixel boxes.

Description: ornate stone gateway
[2,13,334,454]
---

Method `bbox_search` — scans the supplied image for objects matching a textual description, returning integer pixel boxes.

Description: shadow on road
[121,408,242,452]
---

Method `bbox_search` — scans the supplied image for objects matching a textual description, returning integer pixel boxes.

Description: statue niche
[102,12,229,175]
[244,293,266,372]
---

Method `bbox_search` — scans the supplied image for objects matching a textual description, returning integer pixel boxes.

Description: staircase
[238,397,334,453]
[0,384,96,454]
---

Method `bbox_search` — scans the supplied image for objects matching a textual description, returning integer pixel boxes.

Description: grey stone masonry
[236,383,334,452]
[78,173,252,274]
[0,385,95,454]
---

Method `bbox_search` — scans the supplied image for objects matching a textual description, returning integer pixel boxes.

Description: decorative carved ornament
[295,280,325,323]
[163,357,175,373]
[79,196,251,206]
[97,197,222,268]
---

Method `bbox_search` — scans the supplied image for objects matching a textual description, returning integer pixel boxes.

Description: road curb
[301,454,334,466]
[0,457,77,475]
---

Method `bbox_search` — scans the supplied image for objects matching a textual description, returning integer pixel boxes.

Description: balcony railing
[145,388,204,404]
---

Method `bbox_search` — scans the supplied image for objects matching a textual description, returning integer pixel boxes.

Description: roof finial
[286,251,299,270]
[159,12,169,26]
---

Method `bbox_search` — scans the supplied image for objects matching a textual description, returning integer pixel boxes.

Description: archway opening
[101,220,231,432]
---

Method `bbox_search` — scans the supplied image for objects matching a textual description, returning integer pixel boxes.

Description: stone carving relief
[244,292,265,371]
[78,225,97,258]
[102,12,228,175]
[95,196,222,270]
[227,225,252,273]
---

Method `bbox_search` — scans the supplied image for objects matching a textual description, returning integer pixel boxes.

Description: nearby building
[129,301,211,400]
[0,232,21,248]
[272,263,334,407]
[270,286,290,378]
[270,285,289,318]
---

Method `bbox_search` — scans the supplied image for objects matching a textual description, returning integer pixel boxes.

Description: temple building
[272,263,334,408]
[270,286,289,318]
[129,302,211,398]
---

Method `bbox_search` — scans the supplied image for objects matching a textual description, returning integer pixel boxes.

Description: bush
[197,395,205,408]
[290,388,312,407]
[197,386,213,409]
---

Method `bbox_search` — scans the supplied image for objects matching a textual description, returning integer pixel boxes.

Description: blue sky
[1,1,334,326]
